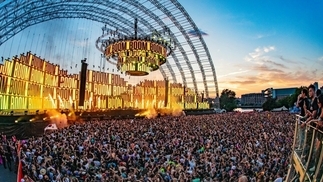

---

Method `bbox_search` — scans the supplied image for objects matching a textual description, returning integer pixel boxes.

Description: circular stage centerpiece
[97,18,175,76]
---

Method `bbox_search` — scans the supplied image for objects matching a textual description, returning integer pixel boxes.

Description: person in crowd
[303,84,318,125]
[297,88,309,117]
[301,85,319,161]
[297,88,309,149]
[238,175,248,182]
[17,112,294,181]
[273,171,283,182]
[317,89,322,98]
[307,94,323,174]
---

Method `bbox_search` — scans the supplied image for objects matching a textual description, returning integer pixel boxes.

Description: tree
[262,98,277,111]
[276,96,291,108]
[220,89,237,111]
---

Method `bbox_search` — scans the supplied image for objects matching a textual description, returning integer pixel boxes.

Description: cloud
[264,46,275,53]
[253,31,276,39]
[229,80,256,85]
[279,56,297,64]
[219,50,322,96]
[262,60,287,68]
[218,70,250,78]
[253,64,284,73]
[245,46,275,62]
[218,46,322,96]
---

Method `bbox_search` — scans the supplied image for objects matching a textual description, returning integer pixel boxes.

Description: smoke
[135,96,183,119]
[45,109,68,128]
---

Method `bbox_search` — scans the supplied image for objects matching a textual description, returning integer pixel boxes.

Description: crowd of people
[16,112,294,182]
[0,133,19,174]
[1,84,321,181]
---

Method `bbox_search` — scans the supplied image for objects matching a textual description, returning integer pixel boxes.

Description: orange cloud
[218,49,323,97]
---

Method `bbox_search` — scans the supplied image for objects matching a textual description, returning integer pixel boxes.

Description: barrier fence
[286,115,323,182]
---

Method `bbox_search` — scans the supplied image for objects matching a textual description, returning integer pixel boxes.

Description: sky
[0,0,322,97]
[179,0,323,96]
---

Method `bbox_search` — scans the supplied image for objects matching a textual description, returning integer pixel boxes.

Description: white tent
[272,106,289,112]
[44,124,58,132]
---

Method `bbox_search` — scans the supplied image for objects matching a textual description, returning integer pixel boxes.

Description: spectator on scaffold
[301,85,319,161]
[297,88,309,149]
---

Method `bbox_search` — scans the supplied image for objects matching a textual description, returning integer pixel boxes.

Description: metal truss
[0,0,177,84]
[0,0,220,102]
[170,0,220,99]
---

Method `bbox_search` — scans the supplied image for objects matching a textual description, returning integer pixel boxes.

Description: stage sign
[0,75,8,93]
[13,62,30,81]
[30,68,44,84]
[106,40,167,58]
[9,78,26,96]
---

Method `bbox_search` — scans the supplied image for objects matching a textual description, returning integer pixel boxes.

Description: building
[262,87,297,100]
[272,88,297,100]
[241,93,266,107]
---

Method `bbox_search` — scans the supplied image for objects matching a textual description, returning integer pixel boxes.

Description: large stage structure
[0,0,220,108]
[0,52,209,111]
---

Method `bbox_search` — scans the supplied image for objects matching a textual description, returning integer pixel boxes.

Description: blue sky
[179,0,323,96]
[0,0,322,97]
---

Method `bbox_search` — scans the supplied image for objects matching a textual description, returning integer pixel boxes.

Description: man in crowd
[297,88,309,149]
[301,85,319,163]
[303,84,318,126]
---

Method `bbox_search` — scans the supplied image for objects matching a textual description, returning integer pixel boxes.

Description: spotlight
[15,120,18,123]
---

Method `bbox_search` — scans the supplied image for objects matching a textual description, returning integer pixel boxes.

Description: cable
[8,33,15,58]
[71,19,80,69]
[35,33,41,55]
[17,28,24,54]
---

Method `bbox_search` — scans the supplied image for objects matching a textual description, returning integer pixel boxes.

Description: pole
[134,18,138,39]
[183,86,186,109]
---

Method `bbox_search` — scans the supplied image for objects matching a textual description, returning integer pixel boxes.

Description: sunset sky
[0,0,322,97]
[180,0,323,96]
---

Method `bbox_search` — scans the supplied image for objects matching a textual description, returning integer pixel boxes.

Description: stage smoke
[45,110,68,128]
[135,96,183,119]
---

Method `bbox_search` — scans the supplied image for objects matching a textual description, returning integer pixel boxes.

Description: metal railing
[286,115,323,182]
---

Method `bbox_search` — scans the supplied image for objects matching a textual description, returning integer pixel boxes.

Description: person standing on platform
[296,88,309,149]
[301,85,319,161]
